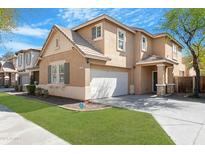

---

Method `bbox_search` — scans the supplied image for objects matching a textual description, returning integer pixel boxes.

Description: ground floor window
[51,64,64,84]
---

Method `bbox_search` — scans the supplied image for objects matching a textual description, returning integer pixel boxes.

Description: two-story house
[37,14,185,100]
[16,48,41,87]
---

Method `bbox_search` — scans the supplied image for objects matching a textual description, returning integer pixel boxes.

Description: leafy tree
[1,51,14,60]
[0,9,17,60]
[0,9,16,31]
[161,8,205,97]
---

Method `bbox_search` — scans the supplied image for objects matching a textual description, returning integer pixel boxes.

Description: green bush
[42,89,49,98]
[26,85,36,95]
[35,87,49,97]
[35,87,42,96]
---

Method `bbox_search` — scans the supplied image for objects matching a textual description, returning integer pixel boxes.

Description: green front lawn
[0,93,174,145]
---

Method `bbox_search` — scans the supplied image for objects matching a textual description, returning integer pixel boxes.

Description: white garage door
[90,69,128,99]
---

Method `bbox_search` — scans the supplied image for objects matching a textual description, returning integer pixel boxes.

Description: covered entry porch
[135,55,178,96]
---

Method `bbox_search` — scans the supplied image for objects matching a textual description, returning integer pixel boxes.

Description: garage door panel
[90,69,128,99]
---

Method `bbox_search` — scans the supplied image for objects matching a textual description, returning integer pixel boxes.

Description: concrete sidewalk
[0,88,15,92]
[0,104,68,145]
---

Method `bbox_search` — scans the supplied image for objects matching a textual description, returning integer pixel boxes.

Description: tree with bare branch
[161,8,205,97]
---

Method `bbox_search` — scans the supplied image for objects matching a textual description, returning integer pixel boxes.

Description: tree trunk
[193,56,200,98]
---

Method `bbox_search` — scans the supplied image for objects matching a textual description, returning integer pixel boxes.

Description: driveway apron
[91,95,205,145]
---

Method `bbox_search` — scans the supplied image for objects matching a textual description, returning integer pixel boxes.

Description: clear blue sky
[0,8,170,56]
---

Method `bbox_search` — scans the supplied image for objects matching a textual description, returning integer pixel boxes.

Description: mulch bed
[8,92,80,105]
[7,91,111,111]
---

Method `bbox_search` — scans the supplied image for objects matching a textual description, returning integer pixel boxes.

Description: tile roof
[55,25,110,61]
[136,55,178,65]
[0,61,17,73]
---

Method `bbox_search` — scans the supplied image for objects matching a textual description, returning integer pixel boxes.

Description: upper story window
[172,43,177,59]
[92,24,102,40]
[18,54,22,67]
[172,43,177,53]
[117,28,126,51]
[25,52,31,66]
[142,35,148,51]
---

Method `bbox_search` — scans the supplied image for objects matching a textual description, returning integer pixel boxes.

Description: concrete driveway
[0,104,68,145]
[92,95,205,145]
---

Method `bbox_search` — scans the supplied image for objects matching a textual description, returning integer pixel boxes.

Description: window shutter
[92,27,96,40]
[64,63,70,84]
[48,65,51,84]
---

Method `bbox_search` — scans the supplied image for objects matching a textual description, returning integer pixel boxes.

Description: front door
[152,71,157,92]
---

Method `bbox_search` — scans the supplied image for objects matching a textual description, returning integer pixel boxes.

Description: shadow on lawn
[0,94,55,114]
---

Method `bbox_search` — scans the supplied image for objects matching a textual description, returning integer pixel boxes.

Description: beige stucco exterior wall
[152,37,166,57]
[103,20,135,68]
[165,38,177,60]
[188,67,196,76]
[164,38,185,76]
[76,20,105,54]
[141,66,156,93]
[134,32,156,62]
[77,19,135,69]
[39,50,86,87]
[134,65,157,94]
[138,33,153,61]
[38,30,91,100]
[42,29,73,57]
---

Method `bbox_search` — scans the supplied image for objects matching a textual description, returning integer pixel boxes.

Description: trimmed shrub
[42,89,49,98]
[35,87,42,96]
[26,84,36,95]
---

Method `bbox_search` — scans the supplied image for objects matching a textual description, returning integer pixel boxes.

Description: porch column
[167,66,175,94]
[156,64,166,96]
[9,73,11,86]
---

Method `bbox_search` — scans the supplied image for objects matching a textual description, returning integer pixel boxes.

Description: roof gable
[72,14,183,48]
[38,25,110,64]
[72,14,135,34]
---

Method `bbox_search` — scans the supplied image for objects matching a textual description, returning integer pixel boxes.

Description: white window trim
[25,52,31,66]
[172,43,177,60]
[172,43,177,53]
[93,23,103,41]
[18,54,22,67]
[117,28,126,52]
[141,35,148,52]
[50,62,65,84]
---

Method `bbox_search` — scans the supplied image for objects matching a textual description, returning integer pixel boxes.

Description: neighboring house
[16,48,41,87]
[0,58,17,87]
[37,14,185,100]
